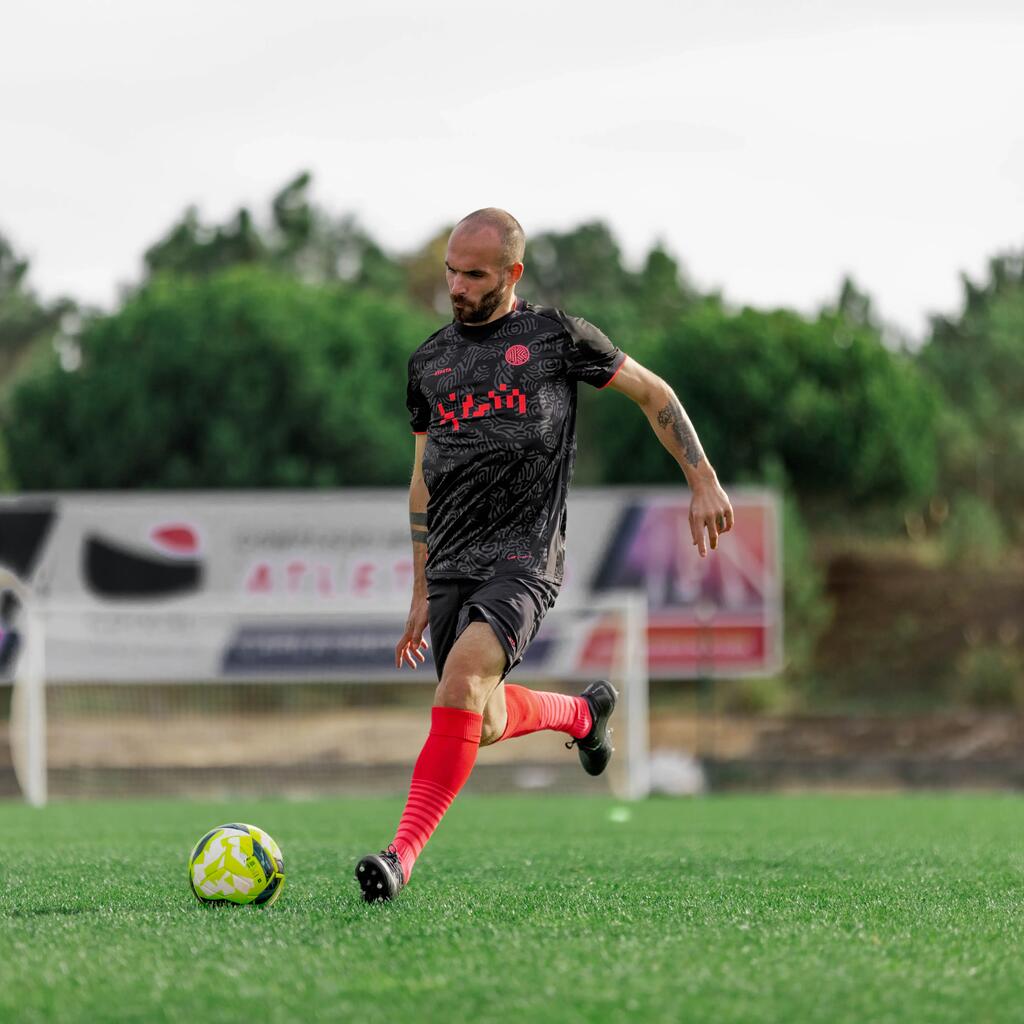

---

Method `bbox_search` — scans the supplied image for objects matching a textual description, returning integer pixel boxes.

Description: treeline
[0,172,1020,556]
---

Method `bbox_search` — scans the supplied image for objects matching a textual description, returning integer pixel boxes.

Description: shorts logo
[504,345,530,366]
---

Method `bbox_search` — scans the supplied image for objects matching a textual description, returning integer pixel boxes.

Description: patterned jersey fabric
[407,299,626,584]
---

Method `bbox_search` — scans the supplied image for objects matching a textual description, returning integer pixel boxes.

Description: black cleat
[355,847,405,903]
[567,679,618,777]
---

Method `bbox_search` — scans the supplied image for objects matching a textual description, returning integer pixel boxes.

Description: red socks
[391,706,482,883]
[498,684,592,742]
[390,690,591,883]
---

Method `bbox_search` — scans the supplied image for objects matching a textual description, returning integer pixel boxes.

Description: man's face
[445,228,514,324]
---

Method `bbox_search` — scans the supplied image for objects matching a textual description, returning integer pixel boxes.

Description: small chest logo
[504,344,530,366]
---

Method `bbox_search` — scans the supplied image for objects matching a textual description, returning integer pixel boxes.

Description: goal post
[5,583,649,805]
[2,569,46,807]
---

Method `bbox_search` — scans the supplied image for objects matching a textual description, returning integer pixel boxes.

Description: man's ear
[508,262,525,286]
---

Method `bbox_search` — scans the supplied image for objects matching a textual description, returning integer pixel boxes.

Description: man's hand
[395,593,430,669]
[689,479,734,557]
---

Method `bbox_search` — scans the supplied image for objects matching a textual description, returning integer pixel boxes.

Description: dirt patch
[5,709,1023,768]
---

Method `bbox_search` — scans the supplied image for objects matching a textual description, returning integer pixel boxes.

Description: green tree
[402,227,452,314]
[143,173,405,295]
[0,232,73,388]
[632,244,696,327]
[523,222,695,321]
[144,206,266,278]
[577,298,937,504]
[525,221,632,307]
[2,268,435,489]
[918,251,1024,542]
[0,430,13,492]
[831,275,878,330]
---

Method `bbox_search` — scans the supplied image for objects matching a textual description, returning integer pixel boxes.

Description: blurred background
[1,0,1022,799]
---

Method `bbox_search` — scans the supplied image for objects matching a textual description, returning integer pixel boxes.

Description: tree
[0,232,73,387]
[918,251,1024,541]
[142,173,406,295]
[576,298,937,505]
[144,206,266,279]
[830,275,878,330]
[3,268,435,489]
[402,227,452,314]
[523,221,695,321]
[633,244,696,326]
[525,221,631,307]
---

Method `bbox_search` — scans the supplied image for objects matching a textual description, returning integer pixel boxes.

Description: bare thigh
[434,620,507,721]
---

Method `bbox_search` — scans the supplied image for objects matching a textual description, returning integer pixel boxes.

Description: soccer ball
[188,823,285,907]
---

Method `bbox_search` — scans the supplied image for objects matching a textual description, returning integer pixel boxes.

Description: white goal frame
[3,569,46,807]
[3,572,648,806]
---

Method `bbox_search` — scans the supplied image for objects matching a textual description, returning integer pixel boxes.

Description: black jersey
[406,299,626,585]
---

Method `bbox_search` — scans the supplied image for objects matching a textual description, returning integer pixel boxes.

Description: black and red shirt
[407,299,626,585]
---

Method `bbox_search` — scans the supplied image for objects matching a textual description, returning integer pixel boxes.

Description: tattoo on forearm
[410,511,428,545]
[656,399,705,468]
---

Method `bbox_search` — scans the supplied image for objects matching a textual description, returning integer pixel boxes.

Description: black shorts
[426,574,560,681]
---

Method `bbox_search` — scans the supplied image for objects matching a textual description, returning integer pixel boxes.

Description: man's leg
[481,680,618,779]
[471,574,617,772]
[366,622,506,897]
[482,683,592,746]
[479,681,507,746]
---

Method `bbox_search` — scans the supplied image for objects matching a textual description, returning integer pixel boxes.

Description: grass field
[2,794,1023,1023]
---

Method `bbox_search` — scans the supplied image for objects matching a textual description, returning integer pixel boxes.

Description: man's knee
[433,622,506,712]
[434,672,490,712]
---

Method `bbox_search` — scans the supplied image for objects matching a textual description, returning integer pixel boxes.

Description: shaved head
[452,208,525,268]
[445,208,526,324]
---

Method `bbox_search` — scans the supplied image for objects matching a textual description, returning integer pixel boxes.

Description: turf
[1,795,1023,1023]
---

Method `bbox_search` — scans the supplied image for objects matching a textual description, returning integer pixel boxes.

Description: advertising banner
[0,488,781,681]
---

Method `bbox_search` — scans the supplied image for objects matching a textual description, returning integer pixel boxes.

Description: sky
[2,0,1023,339]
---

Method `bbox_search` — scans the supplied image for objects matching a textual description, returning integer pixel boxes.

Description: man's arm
[395,433,431,668]
[608,357,734,556]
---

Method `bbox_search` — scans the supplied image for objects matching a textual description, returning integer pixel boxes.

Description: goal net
[3,572,648,805]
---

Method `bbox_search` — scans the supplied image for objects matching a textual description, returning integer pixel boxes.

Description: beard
[451,280,508,324]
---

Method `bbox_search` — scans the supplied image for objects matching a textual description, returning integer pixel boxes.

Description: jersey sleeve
[557,312,627,389]
[406,357,430,434]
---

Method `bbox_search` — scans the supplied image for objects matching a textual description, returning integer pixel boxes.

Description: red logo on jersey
[437,384,527,431]
[505,344,530,366]
[433,367,453,376]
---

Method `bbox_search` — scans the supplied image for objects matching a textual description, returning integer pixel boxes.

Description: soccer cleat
[355,847,405,903]
[566,679,618,777]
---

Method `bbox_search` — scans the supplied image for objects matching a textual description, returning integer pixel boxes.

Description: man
[355,209,733,902]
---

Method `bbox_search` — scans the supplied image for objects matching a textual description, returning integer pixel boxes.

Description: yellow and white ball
[188,823,285,907]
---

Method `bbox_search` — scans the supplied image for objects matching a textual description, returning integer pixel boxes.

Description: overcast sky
[3,0,1022,338]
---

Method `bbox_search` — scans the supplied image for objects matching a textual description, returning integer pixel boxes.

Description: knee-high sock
[497,684,592,742]
[391,706,482,883]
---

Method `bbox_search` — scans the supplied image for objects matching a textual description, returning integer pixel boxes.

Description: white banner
[0,488,781,681]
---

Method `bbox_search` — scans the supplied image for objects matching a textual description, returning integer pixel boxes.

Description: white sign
[0,488,781,681]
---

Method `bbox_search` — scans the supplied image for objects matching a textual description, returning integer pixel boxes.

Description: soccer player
[355,209,733,902]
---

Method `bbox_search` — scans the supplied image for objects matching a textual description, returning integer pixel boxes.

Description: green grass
[2,795,1024,1023]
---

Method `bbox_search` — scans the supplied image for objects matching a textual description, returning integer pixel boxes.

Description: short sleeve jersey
[406,299,626,585]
